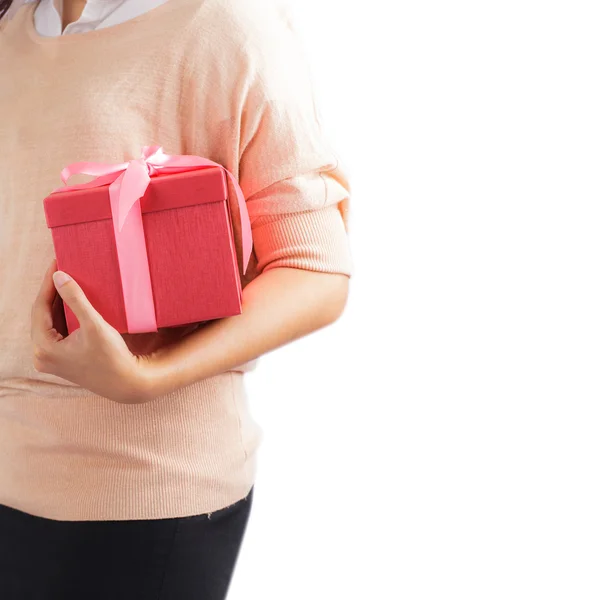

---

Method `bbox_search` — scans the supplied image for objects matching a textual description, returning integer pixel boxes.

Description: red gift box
[44,153,251,335]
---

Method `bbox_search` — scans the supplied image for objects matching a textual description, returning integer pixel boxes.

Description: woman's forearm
[139,267,350,398]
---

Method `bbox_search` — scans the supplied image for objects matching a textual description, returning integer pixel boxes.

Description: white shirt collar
[30,0,168,36]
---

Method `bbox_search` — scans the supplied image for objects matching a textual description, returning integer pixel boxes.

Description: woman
[0,0,353,598]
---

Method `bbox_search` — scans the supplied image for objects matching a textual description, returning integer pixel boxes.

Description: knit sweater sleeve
[235,4,353,278]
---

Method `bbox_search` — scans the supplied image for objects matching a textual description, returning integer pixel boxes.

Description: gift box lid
[44,167,228,229]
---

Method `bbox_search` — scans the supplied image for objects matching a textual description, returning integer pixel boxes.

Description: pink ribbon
[51,146,253,334]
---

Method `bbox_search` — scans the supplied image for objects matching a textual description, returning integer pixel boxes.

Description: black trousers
[0,486,253,600]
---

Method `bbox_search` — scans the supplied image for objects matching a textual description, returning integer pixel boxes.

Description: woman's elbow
[319,273,351,325]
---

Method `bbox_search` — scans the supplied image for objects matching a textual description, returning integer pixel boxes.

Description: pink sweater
[0,0,353,521]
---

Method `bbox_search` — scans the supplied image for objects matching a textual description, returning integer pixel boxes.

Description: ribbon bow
[53,146,253,333]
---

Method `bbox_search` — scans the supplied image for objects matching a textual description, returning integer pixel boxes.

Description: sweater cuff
[250,204,354,277]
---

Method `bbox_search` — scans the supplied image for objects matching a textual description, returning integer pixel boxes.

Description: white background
[231,1,600,599]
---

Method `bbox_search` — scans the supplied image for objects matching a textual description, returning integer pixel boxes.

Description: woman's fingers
[31,260,59,340]
[31,261,63,372]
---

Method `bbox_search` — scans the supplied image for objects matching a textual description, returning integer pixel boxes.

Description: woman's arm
[30,260,349,404]
[139,266,349,398]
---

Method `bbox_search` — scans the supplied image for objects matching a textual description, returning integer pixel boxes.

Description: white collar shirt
[23,0,169,36]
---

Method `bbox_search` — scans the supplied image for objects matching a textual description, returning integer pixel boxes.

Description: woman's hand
[30,260,153,404]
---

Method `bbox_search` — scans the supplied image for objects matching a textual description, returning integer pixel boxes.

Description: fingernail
[53,271,72,289]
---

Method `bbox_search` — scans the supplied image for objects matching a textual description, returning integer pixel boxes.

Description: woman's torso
[0,0,263,520]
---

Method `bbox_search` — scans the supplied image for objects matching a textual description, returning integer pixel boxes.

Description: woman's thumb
[52,271,100,326]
